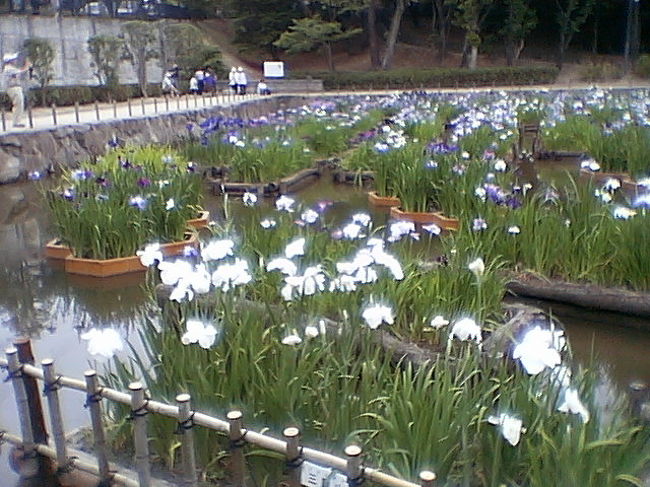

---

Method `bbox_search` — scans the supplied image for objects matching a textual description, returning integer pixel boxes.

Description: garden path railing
[0,339,437,487]
[0,92,261,134]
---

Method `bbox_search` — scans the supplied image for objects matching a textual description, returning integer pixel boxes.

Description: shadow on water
[1,174,649,485]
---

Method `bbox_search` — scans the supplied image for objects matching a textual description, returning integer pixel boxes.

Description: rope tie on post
[284,446,304,470]
[42,375,63,395]
[347,473,365,487]
[3,363,23,382]
[84,387,104,408]
[229,428,248,449]
[174,411,195,435]
[127,398,150,421]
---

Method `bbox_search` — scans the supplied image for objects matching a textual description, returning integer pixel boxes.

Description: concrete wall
[0,96,312,183]
[0,14,163,86]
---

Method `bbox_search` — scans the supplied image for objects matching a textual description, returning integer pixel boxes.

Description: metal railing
[0,339,437,487]
[0,91,261,134]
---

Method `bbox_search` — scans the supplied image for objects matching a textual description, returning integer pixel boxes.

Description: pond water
[1,170,649,485]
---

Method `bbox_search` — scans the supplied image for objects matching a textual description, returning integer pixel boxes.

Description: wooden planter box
[368,191,401,208]
[390,207,460,231]
[62,233,199,278]
[44,239,73,260]
[186,210,210,229]
[578,168,638,192]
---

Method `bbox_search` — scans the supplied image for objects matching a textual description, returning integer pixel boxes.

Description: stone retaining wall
[0,96,311,184]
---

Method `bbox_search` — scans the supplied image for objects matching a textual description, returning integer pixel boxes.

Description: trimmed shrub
[578,62,623,82]
[289,66,559,90]
[635,54,650,78]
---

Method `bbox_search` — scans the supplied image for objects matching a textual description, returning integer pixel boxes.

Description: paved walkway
[0,92,265,134]
[1,81,649,135]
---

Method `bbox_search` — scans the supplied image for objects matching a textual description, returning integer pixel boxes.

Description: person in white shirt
[228,67,237,94]
[235,66,247,95]
[161,71,179,96]
[194,69,205,94]
[256,79,271,95]
[189,76,198,95]
[2,53,31,128]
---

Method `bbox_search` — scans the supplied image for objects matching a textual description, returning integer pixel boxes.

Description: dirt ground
[198,18,649,88]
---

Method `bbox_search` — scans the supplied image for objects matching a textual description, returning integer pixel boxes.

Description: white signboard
[263,61,285,78]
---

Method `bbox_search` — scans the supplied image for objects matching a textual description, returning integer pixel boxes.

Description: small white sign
[263,61,285,78]
[300,460,332,487]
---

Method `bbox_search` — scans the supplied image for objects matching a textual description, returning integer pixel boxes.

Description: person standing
[228,67,237,95]
[2,53,31,128]
[235,66,247,95]
[194,68,205,95]
[189,75,199,95]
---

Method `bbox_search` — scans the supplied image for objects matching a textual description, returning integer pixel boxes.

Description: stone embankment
[0,95,310,184]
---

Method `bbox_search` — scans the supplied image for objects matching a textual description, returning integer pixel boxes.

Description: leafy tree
[120,21,158,97]
[451,0,495,69]
[274,16,362,71]
[555,0,595,68]
[22,38,55,105]
[499,0,536,65]
[87,35,122,87]
[229,0,302,53]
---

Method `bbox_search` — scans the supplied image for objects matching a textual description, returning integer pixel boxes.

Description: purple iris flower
[128,195,148,210]
[137,177,151,188]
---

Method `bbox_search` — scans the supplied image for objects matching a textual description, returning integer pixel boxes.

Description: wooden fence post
[50,103,57,125]
[27,104,33,128]
[141,98,146,115]
[129,381,152,487]
[113,99,118,118]
[154,98,158,114]
[419,470,437,486]
[176,394,198,487]
[6,347,35,448]
[14,339,47,445]
[165,95,169,112]
[1,107,6,131]
[42,359,68,469]
[74,101,80,123]
[345,445,363,486]
[127,98,133,117]
[94,101,100,121]
[283,427,301,487]
[185,95,190,109]
[227,410,247,486]
[84,370,111,484]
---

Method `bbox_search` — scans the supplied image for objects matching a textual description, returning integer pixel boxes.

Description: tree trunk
[137,49,147,97]
[324,42,335,72]
[468,45,478,70]
[381,0,406,70]
[433,0,448,62]
[368,0,381,69]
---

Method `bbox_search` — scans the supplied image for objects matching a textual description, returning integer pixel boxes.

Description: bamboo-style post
[84,370,111,483]
[283,427,301,487]
[140,97,145,115]
[127,98,133,117]
[345,445,363,486]
[629,381,648,417]
[154,98,158,114]
[27,104,33,128]
[6,347,34,448]
[165,95,169,112]
[14,339,47,445]
[177,95,181,110]
[227,410,247,486]
[1,106,6,131]
[129,381,151,487]
[176,394,198,487]
[94,101,100,121]
[74,101,80,123]
[112,99,117,118]
[419,470,436,487]
[50,103,57,125]
[193,95,198,108]
[42,359,68,468]
[185,94,189,109]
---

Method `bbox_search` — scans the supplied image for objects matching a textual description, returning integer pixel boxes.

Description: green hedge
[290,66,559,90]
[0,83,164,109]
